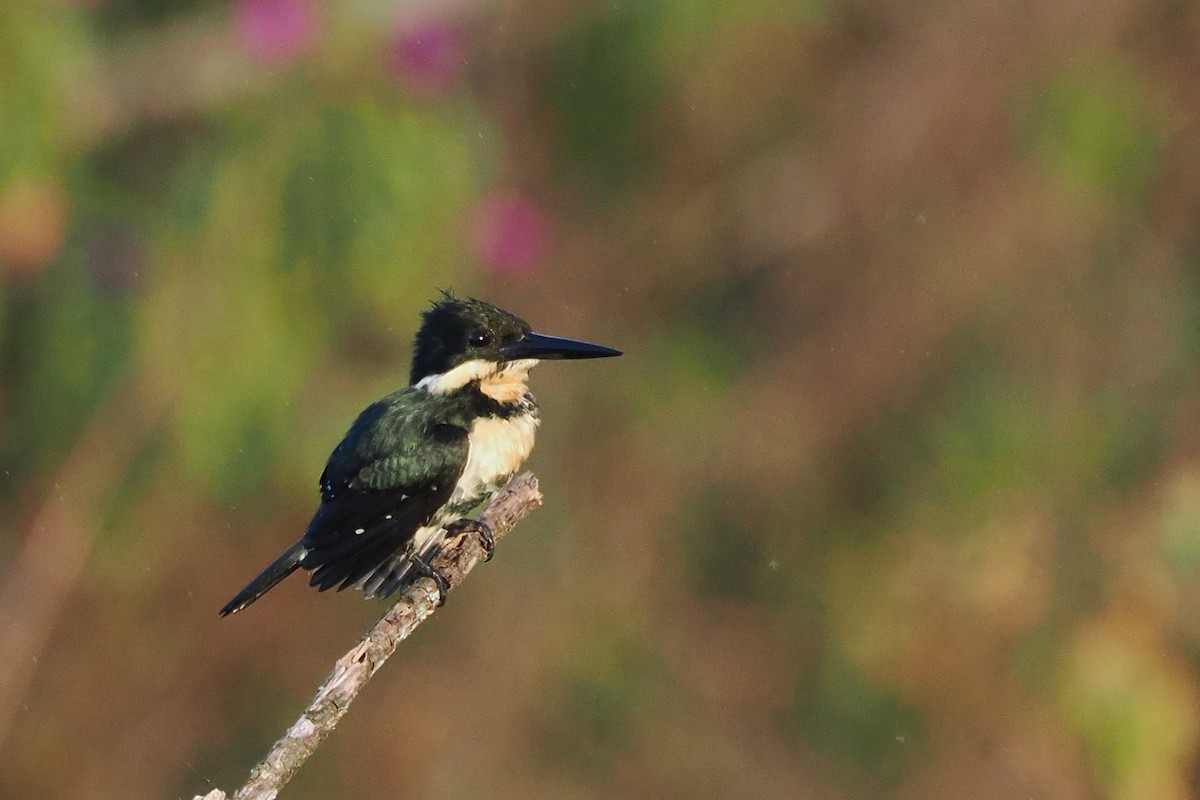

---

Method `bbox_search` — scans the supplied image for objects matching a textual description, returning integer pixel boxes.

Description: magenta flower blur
[235,0,318,64]
[473,194,551,275]
[387,21,466,97]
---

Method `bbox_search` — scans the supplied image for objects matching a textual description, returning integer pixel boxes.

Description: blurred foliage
[536,635,668,774]
[540,2,667,195]
[4,1,1200,799]
[1023,61,1162,208]
[789,649,925,788]
[0,5,88,183]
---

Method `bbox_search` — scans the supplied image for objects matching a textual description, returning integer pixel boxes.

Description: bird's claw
[445,517,496,562]
[408,551,450,606]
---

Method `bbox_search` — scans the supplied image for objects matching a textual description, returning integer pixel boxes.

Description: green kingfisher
[219,294,621,616]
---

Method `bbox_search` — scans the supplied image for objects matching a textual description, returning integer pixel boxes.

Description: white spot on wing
[352,522,445,595]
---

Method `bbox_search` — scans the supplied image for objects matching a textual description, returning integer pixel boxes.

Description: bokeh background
[3,0,1200,798]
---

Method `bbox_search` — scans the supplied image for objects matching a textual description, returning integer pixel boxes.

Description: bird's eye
[467,330,492,348]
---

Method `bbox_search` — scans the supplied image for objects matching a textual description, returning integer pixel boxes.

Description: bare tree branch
[195,472,542,800]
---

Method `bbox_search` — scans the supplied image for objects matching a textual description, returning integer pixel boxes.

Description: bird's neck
[442,366,542,513]
[477,361,534,405]
[415,358,539,418]
[416,359,538,398]
[413,360,539,426]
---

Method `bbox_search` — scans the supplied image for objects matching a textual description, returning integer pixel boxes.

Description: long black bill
[500,331,622,360]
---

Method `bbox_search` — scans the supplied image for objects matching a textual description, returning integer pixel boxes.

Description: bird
[219,294,621,616]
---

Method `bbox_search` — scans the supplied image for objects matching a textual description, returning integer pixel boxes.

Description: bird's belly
[449,412,539,510]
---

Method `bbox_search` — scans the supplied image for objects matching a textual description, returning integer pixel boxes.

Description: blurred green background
[3,1,1200,798]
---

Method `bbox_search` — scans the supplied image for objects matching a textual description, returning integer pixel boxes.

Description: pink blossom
[387,20,466,97]
[234,0,318,64]
[473,194,551,275]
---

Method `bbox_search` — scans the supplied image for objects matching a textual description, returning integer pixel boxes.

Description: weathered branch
[196,472,542,800]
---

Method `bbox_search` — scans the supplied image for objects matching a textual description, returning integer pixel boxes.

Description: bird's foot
[445,517,496,562]
[408,551,451,607]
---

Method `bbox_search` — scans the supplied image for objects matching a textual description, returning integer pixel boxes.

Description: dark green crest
[409,293,532,383]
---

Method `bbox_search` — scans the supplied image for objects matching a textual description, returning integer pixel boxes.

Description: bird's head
[410,294,621,394]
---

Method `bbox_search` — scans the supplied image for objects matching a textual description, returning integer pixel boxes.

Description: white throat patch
[415,359,493,394]
[415,358,540,399]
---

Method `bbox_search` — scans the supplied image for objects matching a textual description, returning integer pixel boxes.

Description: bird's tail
[219,541,308,617]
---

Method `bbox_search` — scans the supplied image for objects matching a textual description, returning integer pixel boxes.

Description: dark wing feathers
[297,395,469,595]
[301,475,458,592]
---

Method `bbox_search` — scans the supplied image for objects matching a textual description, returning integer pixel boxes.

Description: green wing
[300,391,469,595]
